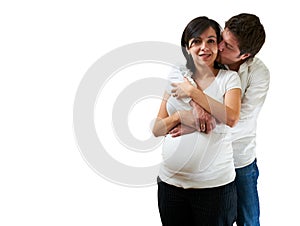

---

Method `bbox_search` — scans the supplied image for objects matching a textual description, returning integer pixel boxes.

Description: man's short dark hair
[225,13,266,58]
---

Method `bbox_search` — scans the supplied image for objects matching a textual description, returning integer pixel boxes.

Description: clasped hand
[168,102,217,137]
[171,78,193,98]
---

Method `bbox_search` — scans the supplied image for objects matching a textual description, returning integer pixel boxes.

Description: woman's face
[188,26,218,70]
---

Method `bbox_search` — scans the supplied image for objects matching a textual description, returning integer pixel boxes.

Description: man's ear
[240,53,251,60]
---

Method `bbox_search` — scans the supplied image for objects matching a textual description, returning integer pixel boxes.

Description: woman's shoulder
[218,69,239,80]
[216,69,241,89]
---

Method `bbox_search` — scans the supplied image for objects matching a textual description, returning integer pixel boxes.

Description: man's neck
[228,59,247,72]
[228,62,242,72]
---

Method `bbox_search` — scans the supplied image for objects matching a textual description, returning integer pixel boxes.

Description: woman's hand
[171,78,194,98]
[169,124,196,137]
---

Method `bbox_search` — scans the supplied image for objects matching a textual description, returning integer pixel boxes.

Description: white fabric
[230,57,270,168]
[159,66,241,188]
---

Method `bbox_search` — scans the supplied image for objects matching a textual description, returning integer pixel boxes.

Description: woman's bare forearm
[152,112,180,137]
[189,87,240,127]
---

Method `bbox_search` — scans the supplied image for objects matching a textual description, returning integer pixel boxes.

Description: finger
[190,100,196,107]
[211,118,217,129]
[197,120,203,132]
[171,126,182,137]
[205,122,212,134]
[171,88,177,93]
[171,83,178,87]
[195,119,200,131]
[200,121,206,132]
[169,127,178,134]
[171,131,180,137]
[192,110,200,131]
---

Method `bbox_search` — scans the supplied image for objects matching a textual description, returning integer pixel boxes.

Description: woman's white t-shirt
[159,66,241,189]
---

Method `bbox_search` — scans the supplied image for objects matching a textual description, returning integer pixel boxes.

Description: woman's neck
[193,66,218,90]
[193,64,218,78]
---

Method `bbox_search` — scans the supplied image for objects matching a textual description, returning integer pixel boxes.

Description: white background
[1,0,299,225]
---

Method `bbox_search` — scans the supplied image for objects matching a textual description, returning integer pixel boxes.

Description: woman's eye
[190,39,201,47]
[208,39,216,44]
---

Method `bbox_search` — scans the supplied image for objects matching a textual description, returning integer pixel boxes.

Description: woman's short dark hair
[181,16,222,72]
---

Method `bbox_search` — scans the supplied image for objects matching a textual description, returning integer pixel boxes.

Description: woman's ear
[186,46,190,55]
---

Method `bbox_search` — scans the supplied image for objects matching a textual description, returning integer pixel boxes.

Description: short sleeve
[225,70,241,92]
[165,66,185,94]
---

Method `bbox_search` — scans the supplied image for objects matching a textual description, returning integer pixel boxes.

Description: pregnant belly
[162,132,223,173]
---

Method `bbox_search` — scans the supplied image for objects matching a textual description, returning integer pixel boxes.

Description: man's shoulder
[248,57,269,72]
[244,57,270,79]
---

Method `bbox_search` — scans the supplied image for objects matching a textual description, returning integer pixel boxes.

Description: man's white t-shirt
[230,57,270,168]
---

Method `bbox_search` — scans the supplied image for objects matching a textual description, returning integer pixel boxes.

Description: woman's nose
[200,42,208,50]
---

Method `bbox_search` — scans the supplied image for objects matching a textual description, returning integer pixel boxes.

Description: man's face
[218,28,244,67]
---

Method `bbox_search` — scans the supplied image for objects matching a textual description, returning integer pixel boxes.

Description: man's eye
[225,43,233,50]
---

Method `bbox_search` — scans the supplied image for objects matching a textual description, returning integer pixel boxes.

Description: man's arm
[171,79,241,127]
[190,100,217,133]
[168,101,217,137]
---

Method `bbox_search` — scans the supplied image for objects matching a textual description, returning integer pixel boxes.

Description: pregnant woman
[152,16,241,226]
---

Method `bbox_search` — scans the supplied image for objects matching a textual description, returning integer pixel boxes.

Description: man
[171,13,270,226]
[217,13,270,226]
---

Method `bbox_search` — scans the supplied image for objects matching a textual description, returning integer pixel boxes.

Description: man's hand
[169,124,196,137]
[171,78,193,98]
[190,100,216,134]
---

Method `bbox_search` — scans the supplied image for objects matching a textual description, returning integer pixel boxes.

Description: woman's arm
[172,80,241,127]
[152,92,198,137]
[152,92,180,137]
